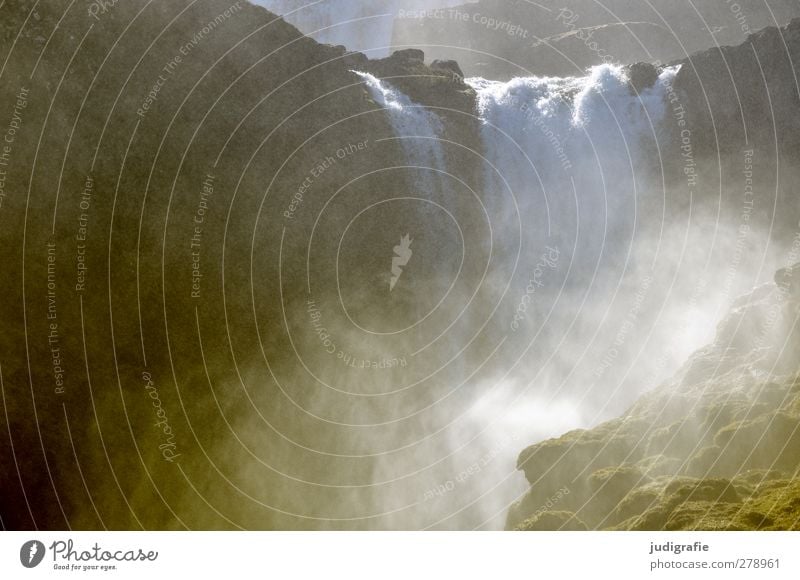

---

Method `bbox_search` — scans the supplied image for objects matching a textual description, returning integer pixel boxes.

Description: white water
[468,65,678,168]
[241,64,705,530]
[463,65,686,410]
[257,0,471,56]
[353,71,447,192]
[343,65,688,529]
[467,65,678,230]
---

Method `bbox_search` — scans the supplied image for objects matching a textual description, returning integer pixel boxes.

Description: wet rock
[516,510,588,531]
[390,48,425,62]
[509,263,800,529]
[627,62,658,93]
[431,59,464,79]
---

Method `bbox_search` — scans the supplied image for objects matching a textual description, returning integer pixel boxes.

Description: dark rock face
[0,0,485,532]
[672,18,800,158]
[342,50,369,69]
[390,48,425,62]
[0,0,482,531]
[508,264,800,530]
[391,0,800,79]
[431,59,465,79]
[362,49,477,116]
[628,62,659,94]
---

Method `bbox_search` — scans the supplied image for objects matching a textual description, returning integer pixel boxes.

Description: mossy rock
[515,510,588,531]
[588,466,650,505]
[713,412,800,473]
[754,382,793,408]
[686,445,723,477]
[506,485,576,530]
[663,478,740,510]
[732,469,787,486]
[742,479,800,530]
[510,312,800,530]
[516,434,636,487]
[645,420,702,457]
[665,501,750,530]
[579,466,652,527]
[627,392,696,426]
[619,506,671,530]
[732,510,775,529]
[635,455,682,477]
[699,400,751,436]
[609,487,662,526]
[622,499,752,531]
[783,383,800,415]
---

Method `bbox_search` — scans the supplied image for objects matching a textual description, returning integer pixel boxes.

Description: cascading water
[462,65,686,419]
[467,64,679,254]
[265,62,695,531]
[353,70,447,194]
[333,65,689,530]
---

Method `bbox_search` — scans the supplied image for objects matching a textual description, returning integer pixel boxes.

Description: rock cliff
[509,262,800,530]
[1,0,799,530]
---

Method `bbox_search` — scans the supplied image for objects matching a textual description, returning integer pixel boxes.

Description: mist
[255,0,477,56]
[195,60,786,529]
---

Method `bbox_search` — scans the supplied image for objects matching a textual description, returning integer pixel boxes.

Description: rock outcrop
[0,0,481,531]
[508,263,800,530]
[672,18,800,157]
[392,0,800,79]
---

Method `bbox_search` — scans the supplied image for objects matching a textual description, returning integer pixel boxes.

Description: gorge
[0,0,799,531]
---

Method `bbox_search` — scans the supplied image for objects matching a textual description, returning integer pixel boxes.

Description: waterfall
[353,71,447,192]
[459,65,686,438]
[466,64,679,277]
[467,64,678,196]
[275,62,688,530]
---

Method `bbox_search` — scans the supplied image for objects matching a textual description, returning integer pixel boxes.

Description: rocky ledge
[508,263,800,530]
